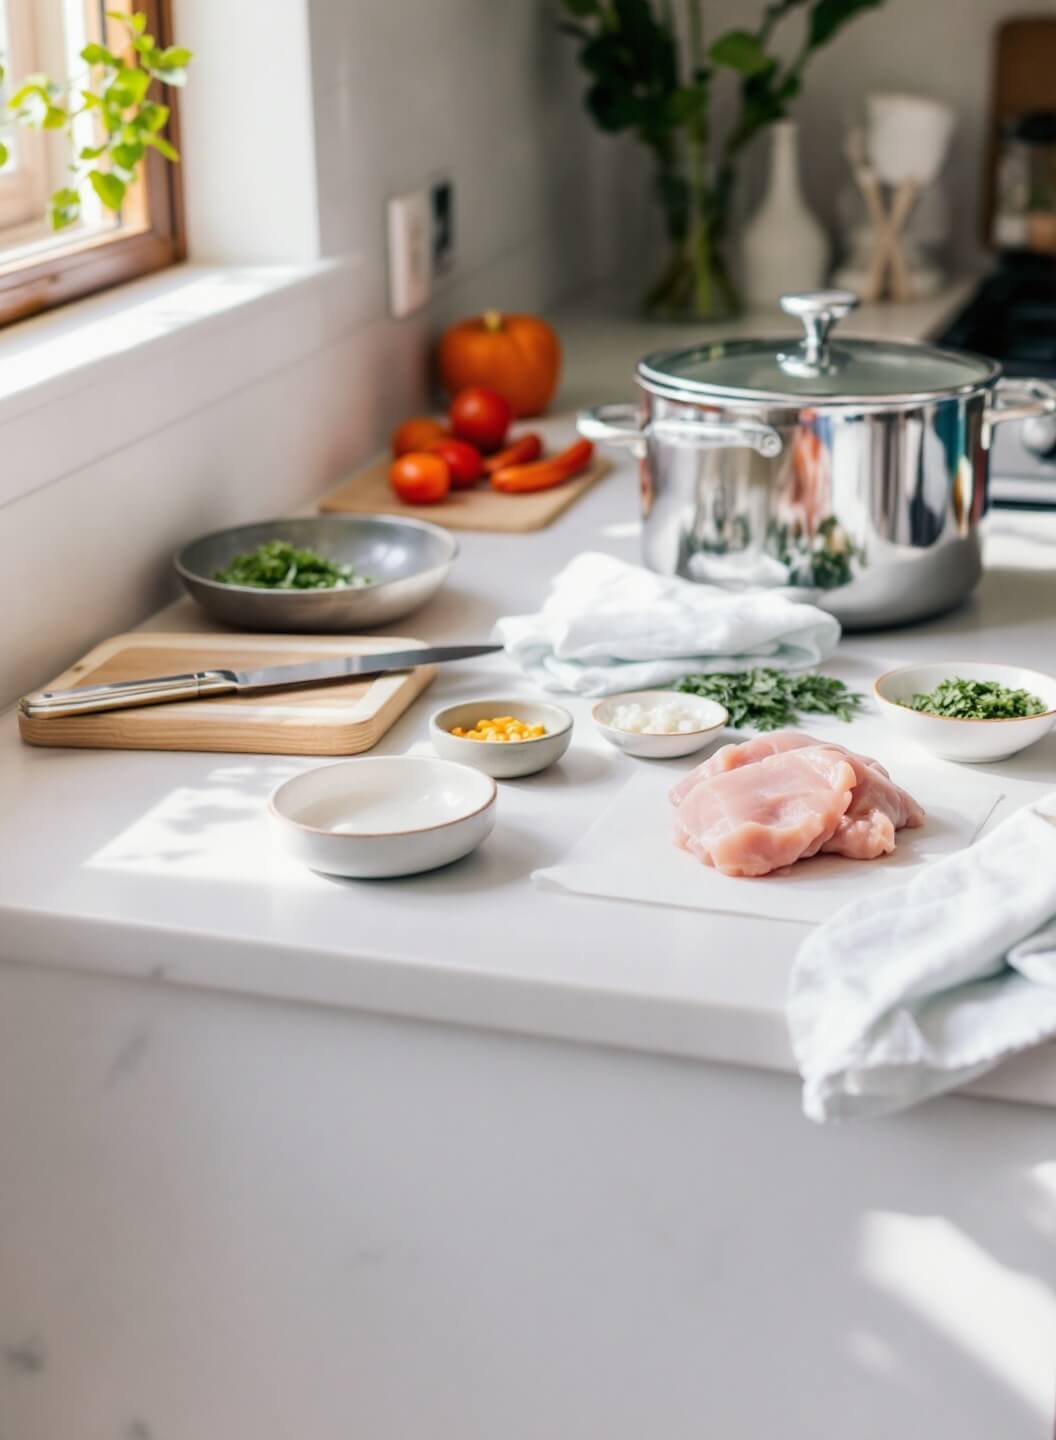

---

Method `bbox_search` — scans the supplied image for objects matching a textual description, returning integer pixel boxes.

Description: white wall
[306,0,642,327]
[177,0,321,263]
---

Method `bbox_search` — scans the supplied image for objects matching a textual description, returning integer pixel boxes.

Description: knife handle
[19,669,238,719]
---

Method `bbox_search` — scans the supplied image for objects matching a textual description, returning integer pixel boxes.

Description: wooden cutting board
[18,632,437,756]
[319,452,610,532]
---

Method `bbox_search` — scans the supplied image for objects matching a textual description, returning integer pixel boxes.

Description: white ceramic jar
[741,120,828,308]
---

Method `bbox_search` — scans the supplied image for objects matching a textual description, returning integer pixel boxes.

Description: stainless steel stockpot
[578,290,1056,628]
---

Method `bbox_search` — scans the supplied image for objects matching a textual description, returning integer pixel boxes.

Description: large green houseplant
[559,0,883,320]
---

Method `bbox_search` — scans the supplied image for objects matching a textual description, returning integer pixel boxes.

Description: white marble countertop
[5,280,1056,1108]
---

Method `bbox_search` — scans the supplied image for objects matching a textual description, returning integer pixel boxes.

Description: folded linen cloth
[495,552,841,696]
[788,795,1056,1122]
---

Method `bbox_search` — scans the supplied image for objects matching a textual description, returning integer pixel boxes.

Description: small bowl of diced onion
[592,690,728,759]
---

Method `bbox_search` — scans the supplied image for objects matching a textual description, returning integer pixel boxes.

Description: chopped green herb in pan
[672,668,864,732]
[214,539,370,591]
[899,677,1046,720]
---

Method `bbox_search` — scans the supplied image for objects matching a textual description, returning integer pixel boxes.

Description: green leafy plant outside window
[0,8,191,232]
[559,0,884,320]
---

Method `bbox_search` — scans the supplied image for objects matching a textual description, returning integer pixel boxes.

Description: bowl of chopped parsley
[175,516,458,631]
[874,662,1056,763]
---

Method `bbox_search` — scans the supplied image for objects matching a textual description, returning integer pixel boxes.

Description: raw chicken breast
[670,728,925,874]
[673,746,858,877]
[820,751,924,860]
[669,730,816,807]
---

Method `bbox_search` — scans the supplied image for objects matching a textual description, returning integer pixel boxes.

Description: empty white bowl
[592,689,728,759]
[269,756,496,877]
[874,662,1056,763]
[430,698,573,778]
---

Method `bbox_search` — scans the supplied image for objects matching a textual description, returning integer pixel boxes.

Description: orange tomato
[428,437,483,489]
[392,416,449,457]
[389,452,451,504]
[449,386,511,452]
[438,311,561,417]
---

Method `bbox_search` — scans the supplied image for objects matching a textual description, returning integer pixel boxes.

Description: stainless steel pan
[579,290,1056,628]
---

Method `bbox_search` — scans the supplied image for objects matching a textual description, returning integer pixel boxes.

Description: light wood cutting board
[319,452,611,532]
[18,632,437,756]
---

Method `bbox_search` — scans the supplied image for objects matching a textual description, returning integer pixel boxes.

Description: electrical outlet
[431,178,455,277]
[387,189,432,318]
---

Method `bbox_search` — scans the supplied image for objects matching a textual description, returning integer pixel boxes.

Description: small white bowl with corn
[430,698,573,779]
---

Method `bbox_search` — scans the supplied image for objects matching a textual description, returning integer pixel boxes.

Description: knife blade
[20,643,504,720]
[234,643,501,690]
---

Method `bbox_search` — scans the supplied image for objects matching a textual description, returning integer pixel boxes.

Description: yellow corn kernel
[453,714,547,741]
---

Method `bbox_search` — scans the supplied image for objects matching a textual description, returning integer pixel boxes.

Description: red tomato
[449,386,511,452]
[389,452,451,504]
[392,416,450,457]
[428,437,483,489]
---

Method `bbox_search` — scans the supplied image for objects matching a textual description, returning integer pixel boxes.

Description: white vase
[741,120,828,308]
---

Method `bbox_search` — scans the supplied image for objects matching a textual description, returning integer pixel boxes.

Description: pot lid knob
[778,290,859,376]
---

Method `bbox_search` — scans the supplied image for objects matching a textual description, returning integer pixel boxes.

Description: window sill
[0,254,365,510]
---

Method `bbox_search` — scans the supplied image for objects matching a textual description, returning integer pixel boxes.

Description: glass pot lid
[638,291,1000,405]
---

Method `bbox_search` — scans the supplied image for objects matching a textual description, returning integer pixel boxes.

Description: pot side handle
[576,403,646,448]
[983,377,1056,432]
[577,403,782,459]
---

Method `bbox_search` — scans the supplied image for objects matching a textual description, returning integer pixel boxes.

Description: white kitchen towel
[789,794,1056,1123]
[496,552,841,696]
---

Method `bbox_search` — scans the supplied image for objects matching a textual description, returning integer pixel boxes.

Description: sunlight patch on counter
[860,1210,1056,1420]
[84,761,314,886]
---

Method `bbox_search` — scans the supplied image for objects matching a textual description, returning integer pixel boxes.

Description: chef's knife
[19,643,503,720]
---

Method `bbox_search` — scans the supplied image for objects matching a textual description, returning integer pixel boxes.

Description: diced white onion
[608,701,702,735]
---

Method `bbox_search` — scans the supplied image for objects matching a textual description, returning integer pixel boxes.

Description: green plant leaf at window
[88,169,126,210]
[50,187,81,230]
[2,9,192,232]
[81,43,118,67]
[145,133,179,162]
[105,8,147,35]
[138,100,169,131]
[105,65,151,109]
[111,140,145,172]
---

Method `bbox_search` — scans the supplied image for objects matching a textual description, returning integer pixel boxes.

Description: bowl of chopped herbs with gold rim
[874,662,1056,763]
[175,515,458,632]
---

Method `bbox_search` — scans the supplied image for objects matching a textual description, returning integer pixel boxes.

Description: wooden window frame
[0,0,185,328]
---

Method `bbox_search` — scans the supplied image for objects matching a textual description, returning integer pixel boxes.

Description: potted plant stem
[558,0,884,320]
